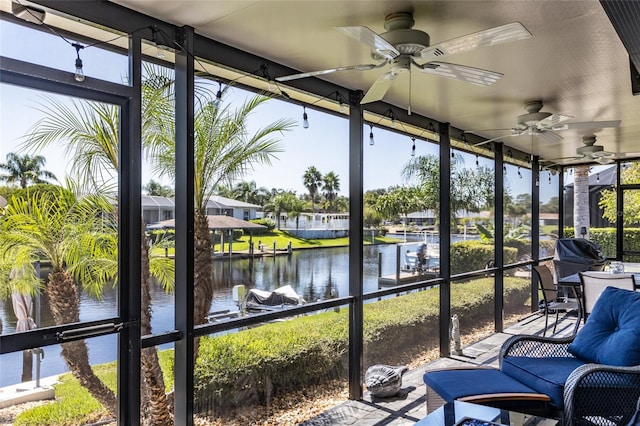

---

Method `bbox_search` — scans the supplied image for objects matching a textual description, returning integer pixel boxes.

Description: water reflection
[0,243,426,386]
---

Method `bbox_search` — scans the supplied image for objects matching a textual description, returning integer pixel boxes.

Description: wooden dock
[378,271,438,287]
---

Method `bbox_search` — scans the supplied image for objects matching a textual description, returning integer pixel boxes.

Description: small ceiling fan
[545,135,633,165]
[276,12,532,104]
[469,100,621,146]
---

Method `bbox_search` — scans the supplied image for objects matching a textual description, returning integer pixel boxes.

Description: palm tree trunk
[140,228,173,425]
[573,165,590,238]
[193,211,214,357]
[47,270,117,415]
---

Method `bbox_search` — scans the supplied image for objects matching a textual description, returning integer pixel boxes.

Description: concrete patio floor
[301,311,579,425]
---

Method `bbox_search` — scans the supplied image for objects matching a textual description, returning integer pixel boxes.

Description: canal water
[0,236,474,386]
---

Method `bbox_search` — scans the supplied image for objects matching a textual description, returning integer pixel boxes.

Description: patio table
[557,269,640,323]
[416,400,557,426]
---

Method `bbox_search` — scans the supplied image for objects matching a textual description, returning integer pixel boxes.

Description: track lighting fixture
[503,165,507,174]
[411,138,416,157]
[475,154,479,167]
[596,173,600,183]
[517,167,522,178]
[451,149,455,159]
[72,43,85,82]
[369,125,375,146]
[302,106,309,129]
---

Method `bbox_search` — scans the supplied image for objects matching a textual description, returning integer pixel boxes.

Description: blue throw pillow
[569,286,640,366]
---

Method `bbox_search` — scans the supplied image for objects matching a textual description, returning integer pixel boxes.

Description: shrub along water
[192,276,531,414]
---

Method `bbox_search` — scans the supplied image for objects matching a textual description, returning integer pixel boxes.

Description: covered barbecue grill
[553,238,606,281]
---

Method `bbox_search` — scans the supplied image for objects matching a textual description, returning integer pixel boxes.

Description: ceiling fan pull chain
[408,69,412,115]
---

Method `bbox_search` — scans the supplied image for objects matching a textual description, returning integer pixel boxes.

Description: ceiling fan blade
[551,120,622,131]
[464,128,514,133]
[536,114,573,129]
[419,22,532,60]
[335,26,400,60]
[275,63,384,82]
[417,61,502,86]
[472,133,519,147]
[610,152,640,160]
[546,155,585,164]
[595,157,615,165]
[537,130,563,143]
[360,72,397,104]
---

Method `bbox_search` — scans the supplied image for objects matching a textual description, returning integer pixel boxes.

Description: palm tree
[573,165,590,238]
[322,171,340,212]
[22,94,174,424]
[145,79,295,357]
[0,186,118,414]
[231,180,258,204]
[0,152,56,188]
[264,193,292,229]
[287,196,306,231]
[144,179,174,197]
[303,166,322,212]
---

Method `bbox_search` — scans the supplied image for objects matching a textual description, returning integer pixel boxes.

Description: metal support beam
[117,32,142,426]
[439,123,451,357]
[559,169,565,233]
[174,25,195,426]
[494,144,505,332]
[616,162,624,259]
[348,90,364,400]
[531,156,540,312]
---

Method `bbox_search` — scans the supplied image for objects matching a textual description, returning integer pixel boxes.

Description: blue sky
[1,19,544,200]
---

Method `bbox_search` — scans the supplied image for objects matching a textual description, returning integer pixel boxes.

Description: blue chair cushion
[423,368,541,402]
[501,356,587,408]
[568,286,640,366]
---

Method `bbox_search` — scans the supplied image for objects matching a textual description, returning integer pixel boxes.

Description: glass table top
[416,401,558,426]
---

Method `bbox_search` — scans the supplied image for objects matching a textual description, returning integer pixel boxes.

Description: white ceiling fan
[469,100,621,146]
[546,135,635,165]
[276,12,532,105]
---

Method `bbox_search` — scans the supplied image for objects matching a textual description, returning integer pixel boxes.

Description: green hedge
[450,241,518,274]
[193,276,531,414]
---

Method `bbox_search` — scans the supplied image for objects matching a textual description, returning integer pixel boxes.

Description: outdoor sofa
[424,286,640,425]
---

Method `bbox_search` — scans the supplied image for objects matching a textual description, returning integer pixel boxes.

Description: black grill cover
[553,238,606,280]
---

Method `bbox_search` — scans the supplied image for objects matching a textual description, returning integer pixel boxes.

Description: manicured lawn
[152,229,399,256]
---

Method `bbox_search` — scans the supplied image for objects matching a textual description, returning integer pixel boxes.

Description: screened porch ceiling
[8,0,640,167]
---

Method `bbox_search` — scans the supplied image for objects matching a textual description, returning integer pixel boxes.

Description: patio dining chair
[579,271,636,322]
[533,265,580,336]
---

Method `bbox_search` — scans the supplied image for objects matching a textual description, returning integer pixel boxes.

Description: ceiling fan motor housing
[373,11,430,58]
[379,29,431,56]
[517,100,551,127]
[577,136,605,156]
